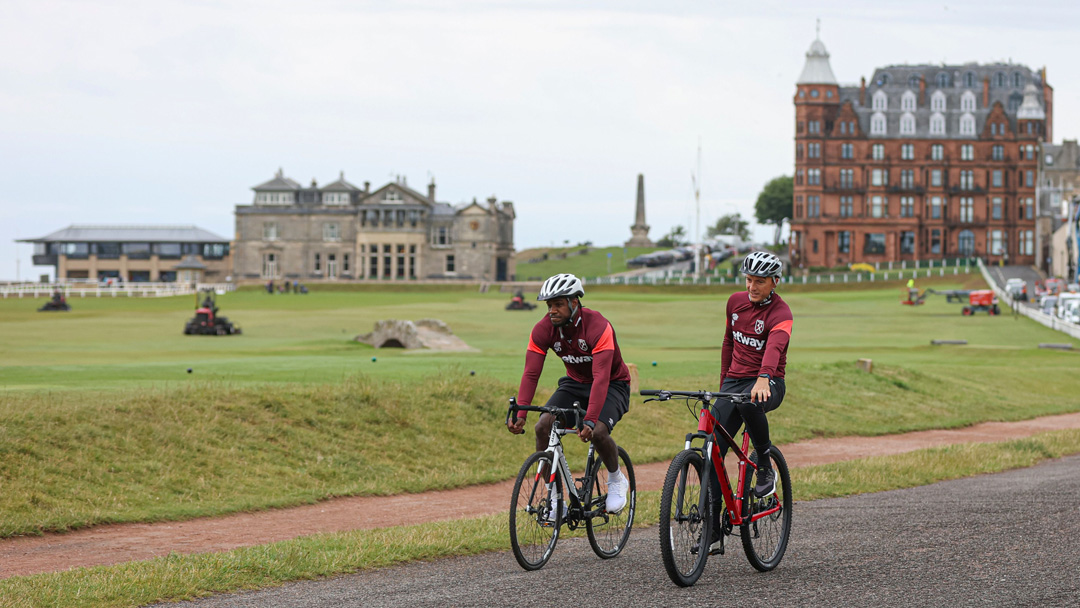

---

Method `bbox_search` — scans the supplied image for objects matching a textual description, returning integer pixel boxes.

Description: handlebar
[505,397,586,430]
[639,389,753,404]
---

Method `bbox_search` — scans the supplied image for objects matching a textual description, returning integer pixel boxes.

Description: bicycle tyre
[740,447,792,572]
[509,451,564,571]
[585,446,636,559]
[659,449,711,587]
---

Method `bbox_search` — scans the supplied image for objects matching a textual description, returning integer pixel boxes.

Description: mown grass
[3,429,1079,608]
[513,245,661,279]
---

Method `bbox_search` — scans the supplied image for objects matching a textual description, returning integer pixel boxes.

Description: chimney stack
[860,76,866,106]
[363,181,371,195]
[982,76,990,108]
[428,178,436,202]
[918,75,926,106]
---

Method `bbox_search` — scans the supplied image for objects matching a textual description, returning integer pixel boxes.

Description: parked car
[1044,278,1066,296]
[1005,278,1027,301]
[1040,295,1058,316]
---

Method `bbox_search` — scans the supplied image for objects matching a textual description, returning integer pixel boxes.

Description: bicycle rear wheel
[585,446,636,559]
[740,447,792,572]
[659,449,711,587]
[509,451,564,571]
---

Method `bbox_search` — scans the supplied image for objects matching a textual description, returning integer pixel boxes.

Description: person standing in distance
[506,273,632,513]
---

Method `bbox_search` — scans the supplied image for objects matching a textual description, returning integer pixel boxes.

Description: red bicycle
[642,389,792,586]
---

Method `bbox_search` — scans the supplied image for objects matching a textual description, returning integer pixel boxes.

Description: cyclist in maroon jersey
[506,273,631,513]
[702,251,793,555]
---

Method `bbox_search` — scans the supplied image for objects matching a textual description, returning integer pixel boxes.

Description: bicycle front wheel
[585,446,636,559]
[509,451,564,571]
[659,449,711,587]
[740,447,792,572]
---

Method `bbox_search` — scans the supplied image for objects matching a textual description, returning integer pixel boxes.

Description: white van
[1055,293,1080,320]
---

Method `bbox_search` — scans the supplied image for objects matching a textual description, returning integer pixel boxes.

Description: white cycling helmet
[537,273,585,301]
[740,251,783,280]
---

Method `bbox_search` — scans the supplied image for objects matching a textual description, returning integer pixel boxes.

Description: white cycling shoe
[605,471,628,513]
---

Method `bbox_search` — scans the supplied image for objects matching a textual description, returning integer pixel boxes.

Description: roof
[252,168,302,191]
[19,225,230,244]
[796,37,838,85]
[320,171,360,192]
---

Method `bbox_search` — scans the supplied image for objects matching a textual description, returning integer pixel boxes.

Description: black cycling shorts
[543,376,630,433]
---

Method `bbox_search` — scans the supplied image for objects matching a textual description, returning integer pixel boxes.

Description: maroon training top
[516,307,631,424]
[721,291,793,380]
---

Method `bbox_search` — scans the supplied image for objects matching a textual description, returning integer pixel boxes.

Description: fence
[977,260,1080,341]
[0,281,235,299]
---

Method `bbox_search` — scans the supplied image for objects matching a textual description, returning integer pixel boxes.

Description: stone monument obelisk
[625,173,654,247]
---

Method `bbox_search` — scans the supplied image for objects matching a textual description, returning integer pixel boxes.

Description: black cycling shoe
[690,529,724,555]
[754,466,776,498]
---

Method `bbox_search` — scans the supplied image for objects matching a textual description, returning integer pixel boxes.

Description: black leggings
[709,377,785,503]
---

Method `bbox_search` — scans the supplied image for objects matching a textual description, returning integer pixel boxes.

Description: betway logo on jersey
[561,354,593,364]
[732,330,765,351]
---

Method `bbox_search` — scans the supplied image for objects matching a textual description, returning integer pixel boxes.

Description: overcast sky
[3,0,1079,280]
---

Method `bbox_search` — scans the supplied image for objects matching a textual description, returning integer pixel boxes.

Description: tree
[656,225,688,248]
[707,213,750,241]
[754,175,793,245]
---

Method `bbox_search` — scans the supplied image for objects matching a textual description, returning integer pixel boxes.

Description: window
[123,242,151,259]
[963,72,976,88]
[992,145,1004,161]
[445,254,456,273]
[1025,145,1035,160]
[864,233,886,254]
[991,170,1003,188]
[900,113,916,135]
[383,244,392,278]
[262,252,278,278]
[369,245,378,279]
[901,90,916,111]
[256,192,296,205]
[959,170,974,190]
[839,231,851,253]
[1025,170,1034,187]
[994,72,1006,88]
[936,72,950,88]
[1008,92,1023,113]
[155,243,181,258]
[931,144,944,161]
[795,196,802,218]
[900,231,915,254]
[810,89,819,98]
[314,252,321,272]
[900,170,915,189]
[931,229,942,254]
[961,90,977,111]
[343,253,350,273]
[959,197,974,222]
[958,230,975,256]
[1023,197,1034,219]
[908,75,921,89]
[929,113,945,135]
[263,222,279,241]
[1012,72,1023,88]
[871,195,886,218]
[807,168,821,185]
[95,242,121,258]
[872,168,888,187]
[840,196,853,218]
[840,169,854,188]
[901,144,914,160]
[871,112,887,135]
[838,122,846,135]
[931,90,947,111]
[807,195,820,217]
[796,170,803,185]
[1019,230,1034,255]
[323,192,350,205]
[409,245,417,278]
[323,223,340,241]
[961,145,974,161]
[959,113,976,136]
[382,190,403,203]
[900,197,915,217]
[432,225,451,246]
[202,243,228,259]
[872,144,885,160]
[397,245,406,278]
[841,143,853,159]
[989,230,1006,256]
[808,120,821,134]
[929,196,943,219]
[808,142,820,158]
[813,239,819,254]
[872,90,888,111]
[931,170,943,188]
[796,143,803,159]
[992,197,1003,219]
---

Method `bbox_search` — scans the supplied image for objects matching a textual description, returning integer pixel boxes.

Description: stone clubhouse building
[232,170,516,282]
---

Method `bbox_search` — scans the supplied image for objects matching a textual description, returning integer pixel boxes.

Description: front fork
[692,432,754,529]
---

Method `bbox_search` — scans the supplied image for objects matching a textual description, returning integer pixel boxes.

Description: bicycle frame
[680,395,781,528]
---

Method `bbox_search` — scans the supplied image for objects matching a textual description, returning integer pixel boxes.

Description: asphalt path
[157,455,1080,608]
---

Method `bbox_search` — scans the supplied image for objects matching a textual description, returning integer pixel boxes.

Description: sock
[608,467,622,482]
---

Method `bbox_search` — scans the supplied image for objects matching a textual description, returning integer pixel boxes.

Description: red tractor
[961,290,1000,316]
[183,289,241,335]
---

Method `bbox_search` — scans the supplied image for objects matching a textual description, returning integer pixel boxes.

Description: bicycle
[505,397,637,571]
[641,389,792,587]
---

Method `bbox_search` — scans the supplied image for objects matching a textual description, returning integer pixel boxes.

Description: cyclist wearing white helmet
[507,273,632,513]
[703,251,793,554]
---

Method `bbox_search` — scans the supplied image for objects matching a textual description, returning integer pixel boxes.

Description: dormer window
[929,113,946,135]
[960,91,976,112]
[901,90,916,111]
[936,72,950,88]
[872,90,888,111]
[256,192,295,205]
[871,112,887,135]
[323,192,350,205]
[959,113,976,136]
[899,113,916,135]
[931,90,946,112]
[963,71,976,88]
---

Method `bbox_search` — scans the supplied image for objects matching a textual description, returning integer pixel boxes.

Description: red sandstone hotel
[789,35,1049,269]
